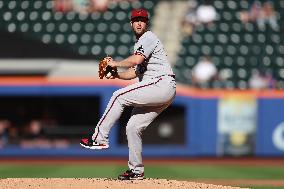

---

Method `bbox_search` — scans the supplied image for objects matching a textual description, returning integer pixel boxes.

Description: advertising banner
[218,94,257,156]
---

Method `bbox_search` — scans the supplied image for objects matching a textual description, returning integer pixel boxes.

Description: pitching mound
[0,178,247,189]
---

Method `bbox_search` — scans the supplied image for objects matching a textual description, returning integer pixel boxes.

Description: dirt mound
[0,178,247,189]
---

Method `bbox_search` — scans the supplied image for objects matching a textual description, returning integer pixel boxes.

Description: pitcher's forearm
[112,55,144,68]
[117,68,137,80]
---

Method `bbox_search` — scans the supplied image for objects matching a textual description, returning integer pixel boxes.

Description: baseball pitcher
[80,8,176,180]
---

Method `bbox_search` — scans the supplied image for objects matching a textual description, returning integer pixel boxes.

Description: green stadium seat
[16,11,26,22]
[188,45,200,56]
[224,80,235,89]
[239,45,249,55]
[185,57,196,67]
[204,34,215,43]
[0,1,3,9]
[57,22,67,33]
[223,11,233,21]
[118,1,130,10]
[213,45,224,55]
[218,23,229,33]
[102,11,114,21]
[46,22,56,33]
[46,1,53,9]
[53,12,63,21]
[276,57,284,67]
[214,0,224,10]
[251,45,261,55]
[7,23,16,33]
[109,23,121,33]
[8,1,17,10]
[231,23,242,32]
[67,34,78,44]
[119,33,132,44]
[33,1,43,10]
[223,56,233,67]
[78,45,88,55]
[78,13,89,21]
[33,23,42,33]
[207,24,217,33]
[122,23,132,32]
[20,1,29,10]
[90,12,101,21]
[201,45,212,55]
[54,34,65,44]
[230,33,240,44]
[237,68,248,79]
[237,80,248,89]
[42,34,52,44]
[227,0,237,10]
[97,22,108,33]
[278,69,284,79]
[19,22,29,33]
[117,45,129,56]
[270,34,280,44]
[91,45,102,56]
[192,34,202,44]
[80,33,91,44]
[105,33,116,43]
[239,0,249,9]
[105,45,116,56]
[3,12,12,22]
[217,34,228,44]
[264,56,272,67]
[212,56,220,67]
[280,0,284,8]
[236,56,246,67]
[219,68,233,79]
[248,56,258,67]
[278,45,284,55]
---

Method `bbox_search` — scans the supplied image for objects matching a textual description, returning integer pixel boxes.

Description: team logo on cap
[131,9,149,20]
[137,10,143,15]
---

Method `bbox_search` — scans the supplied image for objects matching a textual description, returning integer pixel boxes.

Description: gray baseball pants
[92,75,176,174]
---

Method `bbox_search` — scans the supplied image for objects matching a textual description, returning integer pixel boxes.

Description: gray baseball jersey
[92,30,176,174]
[134,31,174,81]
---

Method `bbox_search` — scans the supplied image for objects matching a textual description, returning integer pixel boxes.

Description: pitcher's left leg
[126,105,169,175]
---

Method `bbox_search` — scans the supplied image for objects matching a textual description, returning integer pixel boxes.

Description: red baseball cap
[131,8,149,21]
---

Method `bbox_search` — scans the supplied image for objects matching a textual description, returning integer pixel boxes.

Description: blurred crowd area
[53,0,135,14]
[182,0,279,37]
[0,119,70,149]
[177,0,283,89]
[0,0,283,89]
[0,97,101,149]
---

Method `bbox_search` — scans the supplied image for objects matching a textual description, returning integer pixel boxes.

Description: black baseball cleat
[118,169,144,180]
[80,137,109,150]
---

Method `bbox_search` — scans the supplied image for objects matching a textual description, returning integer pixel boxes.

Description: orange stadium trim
[0,77,284,98]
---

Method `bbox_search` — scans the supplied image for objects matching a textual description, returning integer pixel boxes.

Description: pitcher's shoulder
[140,31,158,41]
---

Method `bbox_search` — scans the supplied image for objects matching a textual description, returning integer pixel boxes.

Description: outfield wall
[0,78,284,157]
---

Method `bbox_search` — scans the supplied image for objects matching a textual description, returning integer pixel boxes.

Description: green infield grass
[0,163,283,189]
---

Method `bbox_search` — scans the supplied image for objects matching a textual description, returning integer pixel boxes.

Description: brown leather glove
[98,57,118,79]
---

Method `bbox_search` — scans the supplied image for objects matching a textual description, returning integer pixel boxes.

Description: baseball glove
[98,57,117,79]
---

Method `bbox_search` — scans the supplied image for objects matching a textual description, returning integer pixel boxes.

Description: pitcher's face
[131,17,148,36]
